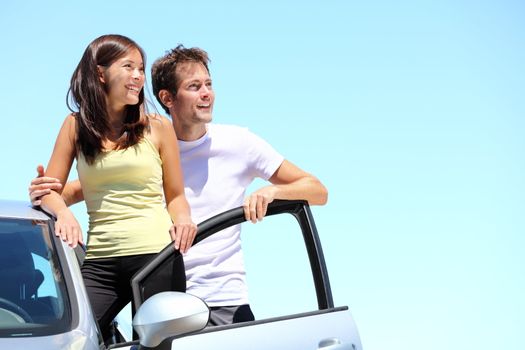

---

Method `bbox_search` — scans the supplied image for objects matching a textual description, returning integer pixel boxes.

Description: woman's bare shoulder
[64,113,77,123]
[147,113,171,125]
[145,114,173,148]
[61,113,78,136]
[147,113,172,133]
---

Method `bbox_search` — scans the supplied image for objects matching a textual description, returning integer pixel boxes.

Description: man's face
[171,62,214,126]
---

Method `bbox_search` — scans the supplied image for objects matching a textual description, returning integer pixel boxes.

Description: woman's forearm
[41,190,83,248]
[167,194,192,222]
[40,190,69,217]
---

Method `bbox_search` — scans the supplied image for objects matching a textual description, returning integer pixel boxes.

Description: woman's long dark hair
[67,34,148,164]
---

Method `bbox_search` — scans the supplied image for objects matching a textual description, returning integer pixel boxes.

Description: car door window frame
[131,200,333,311]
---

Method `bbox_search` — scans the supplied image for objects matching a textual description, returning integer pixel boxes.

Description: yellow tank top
[77,137,172,259]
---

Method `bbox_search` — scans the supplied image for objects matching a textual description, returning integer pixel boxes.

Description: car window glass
[33,254,59,298]
[0,219,70,337]
[134,250,186,304]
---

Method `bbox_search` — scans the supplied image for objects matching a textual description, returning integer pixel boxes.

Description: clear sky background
[1,1,524,349]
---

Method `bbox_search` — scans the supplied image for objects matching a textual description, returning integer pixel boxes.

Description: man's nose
[200,85,211,97]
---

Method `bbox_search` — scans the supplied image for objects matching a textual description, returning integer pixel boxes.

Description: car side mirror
[132,291,210,348]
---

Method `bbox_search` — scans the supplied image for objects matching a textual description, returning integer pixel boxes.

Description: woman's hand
[55,208,83,248]
[169,216,197,254]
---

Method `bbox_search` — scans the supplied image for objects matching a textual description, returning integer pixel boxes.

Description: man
[30,45,328,326]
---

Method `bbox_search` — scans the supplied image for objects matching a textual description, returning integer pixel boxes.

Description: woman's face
[100,47,145,110]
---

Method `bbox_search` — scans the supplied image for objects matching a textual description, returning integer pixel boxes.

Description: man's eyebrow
[185,79,202,84]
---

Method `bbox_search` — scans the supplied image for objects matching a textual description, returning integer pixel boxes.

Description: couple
[31,34,327,342]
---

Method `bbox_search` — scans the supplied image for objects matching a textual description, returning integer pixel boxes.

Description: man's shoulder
[209,123,250,134]
[208,123,275,151]
[208,123,259,141]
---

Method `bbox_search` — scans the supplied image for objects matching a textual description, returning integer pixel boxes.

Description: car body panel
[0,199,50,221]
[168,307,361,350]
[0,329,98,350]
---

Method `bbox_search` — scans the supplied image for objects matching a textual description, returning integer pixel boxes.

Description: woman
[40,34,197,342]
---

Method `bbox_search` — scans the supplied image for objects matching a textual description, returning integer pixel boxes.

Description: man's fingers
[36,164,45,178]
[30,189,51,201]
[243,198,251,222]
[29,184,61,206]
[35,182,62,190]
[243,196,258,223]
[29,182,62,199]
[31,177,62,186]
[249,196,258,223]
[256,196,265,221]
[30,166,60,207]
[243,193,273,224]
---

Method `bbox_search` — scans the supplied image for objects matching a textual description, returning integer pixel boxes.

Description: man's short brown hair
[151,45,210,114]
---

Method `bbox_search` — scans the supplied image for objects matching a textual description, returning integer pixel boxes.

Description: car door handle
[318,337,356,350]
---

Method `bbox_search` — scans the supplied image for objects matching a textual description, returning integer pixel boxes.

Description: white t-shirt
[179,124,284,306]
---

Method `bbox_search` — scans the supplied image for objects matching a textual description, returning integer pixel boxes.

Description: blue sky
[1,1,524,349]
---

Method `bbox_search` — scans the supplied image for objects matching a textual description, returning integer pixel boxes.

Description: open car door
[130,200,362,350]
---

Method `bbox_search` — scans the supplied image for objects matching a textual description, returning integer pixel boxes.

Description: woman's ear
[158,90,174,109]
[97,65,106,84]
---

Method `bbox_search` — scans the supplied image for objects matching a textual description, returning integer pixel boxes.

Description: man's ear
[158,89,174,109]
[97,65,106,84]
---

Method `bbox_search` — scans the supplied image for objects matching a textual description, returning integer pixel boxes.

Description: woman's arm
[149,115,196,254]
[40,115,83,248]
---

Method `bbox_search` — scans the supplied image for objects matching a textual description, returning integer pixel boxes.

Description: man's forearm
[271,176,328,205]
[62,179,84,206]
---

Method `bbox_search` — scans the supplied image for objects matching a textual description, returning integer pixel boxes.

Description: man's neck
[173,121,207,141]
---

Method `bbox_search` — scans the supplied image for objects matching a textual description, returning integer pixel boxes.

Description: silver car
[0,199,362,349]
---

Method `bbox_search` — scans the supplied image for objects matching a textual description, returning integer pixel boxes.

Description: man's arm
[60,179,83,206]
[243,160,328,223]
[29,165,84,207]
